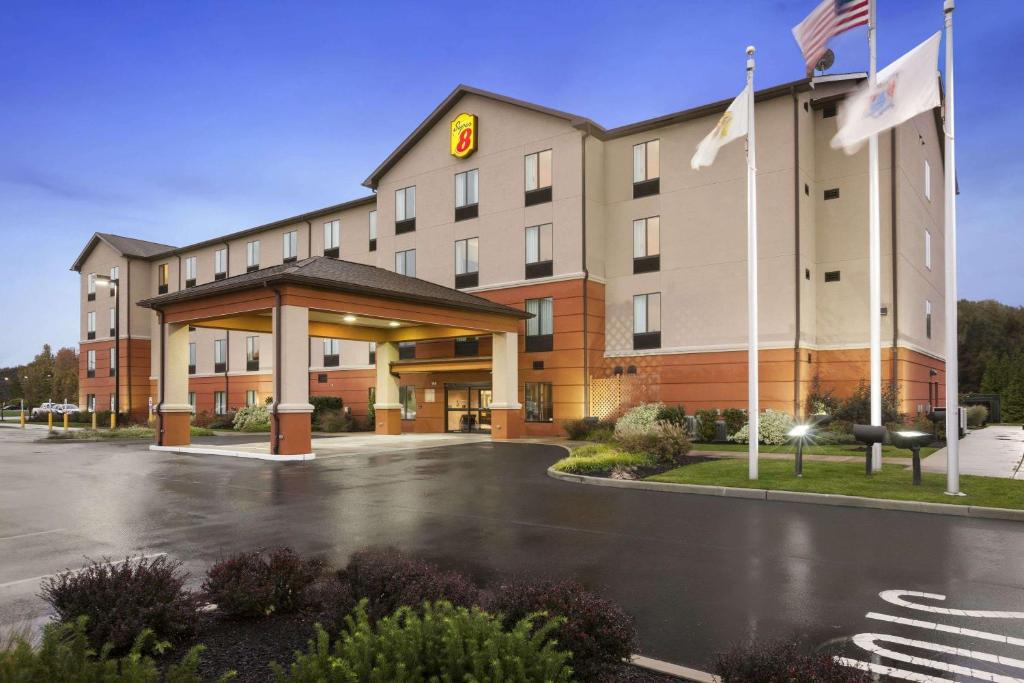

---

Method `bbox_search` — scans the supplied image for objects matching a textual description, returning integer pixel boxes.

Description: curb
[547,468,1024,522]
[630,655,716,682]
[149,445,316,461]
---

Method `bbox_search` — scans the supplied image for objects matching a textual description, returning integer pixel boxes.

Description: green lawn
[48,425,215,440]
[648,458,1024,509]
[691,441,939,458]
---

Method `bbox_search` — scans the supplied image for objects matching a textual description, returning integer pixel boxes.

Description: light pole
[95,274,120,427]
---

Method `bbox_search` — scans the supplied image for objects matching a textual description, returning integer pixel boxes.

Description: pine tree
[1002,379,1024,423]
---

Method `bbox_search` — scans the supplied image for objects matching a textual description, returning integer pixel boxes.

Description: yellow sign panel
[450,113,478,158]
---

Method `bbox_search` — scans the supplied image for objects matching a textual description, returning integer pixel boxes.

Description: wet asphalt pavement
[2,427,1024,677]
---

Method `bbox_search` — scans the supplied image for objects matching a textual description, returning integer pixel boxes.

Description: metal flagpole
[943,0,961,495]
[746,46,759,480]
[867,0,883,472]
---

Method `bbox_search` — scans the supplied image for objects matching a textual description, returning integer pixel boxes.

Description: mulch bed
[601,455,717,481]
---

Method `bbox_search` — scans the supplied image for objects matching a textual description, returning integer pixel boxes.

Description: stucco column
[374,341,402,435]
[272,304,313,455]
[490,331,522,439]
[157,321,192,447]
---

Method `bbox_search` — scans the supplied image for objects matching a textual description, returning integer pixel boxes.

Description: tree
[0,366,25,403]
[52,347,79,404]
[958,299,1024,393]
[22,344,55,407]
[1002,379,1024,423]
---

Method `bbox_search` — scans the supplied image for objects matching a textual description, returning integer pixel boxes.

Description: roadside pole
[746,46,760,480]
[943,0,961,495]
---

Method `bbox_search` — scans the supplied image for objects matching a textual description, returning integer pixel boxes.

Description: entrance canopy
[137,256,531,456]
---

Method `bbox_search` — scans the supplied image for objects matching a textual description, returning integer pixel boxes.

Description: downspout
[580,132,590,417]
[223,240,230,404]
[156,310,166,446]
[176,254,182,290]
[792,88,802,418]
[270,285,283,455]
[305,220,313,258]
[890,129,899,394]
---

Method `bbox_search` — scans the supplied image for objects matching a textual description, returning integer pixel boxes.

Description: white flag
[691,86,749,170]
[831,32,941,154]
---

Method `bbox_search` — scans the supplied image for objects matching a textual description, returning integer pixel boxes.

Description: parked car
[1,403,22,412]
[31,402,62,417]
[56,404,80,414]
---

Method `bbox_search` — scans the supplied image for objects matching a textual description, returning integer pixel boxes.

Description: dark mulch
[599,455,717,481]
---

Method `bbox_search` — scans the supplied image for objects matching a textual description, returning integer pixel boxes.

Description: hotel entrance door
[445,383,492,433]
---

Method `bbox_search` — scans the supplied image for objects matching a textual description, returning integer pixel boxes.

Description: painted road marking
[0,529,65,542]
[867,612,1024,648]
[850,633,1024,682]
[880,590,1024,619]
[0,553,166,590]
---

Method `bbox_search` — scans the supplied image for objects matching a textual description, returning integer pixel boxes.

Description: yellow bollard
[91,412,97,430]
[48,412,53,432]
[19,411,25,428]
[109,413,116,430]
[63,412,69,432]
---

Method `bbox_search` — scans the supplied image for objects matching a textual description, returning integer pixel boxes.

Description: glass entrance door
[445,383,492,433]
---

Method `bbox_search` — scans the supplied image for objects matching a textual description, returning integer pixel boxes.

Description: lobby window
[454,336,479,357]
[633,139,660,198]
[188,392,196,413]
[454,169,479,221]
[214,391,227,416]
[525,223,553,279]
[368,210,377,251]
[87,311,96,340]
[454,237,479,289]
[109,266,119,295]
[925,228,932,270]
[368,342,376,365]
[213,248,227,280]
[924,160,931,201]
[86,394,96,412]
[633,216,661,274]
[158,264,169,294]
[524,149,552,206]
[633,292,662,350]
[395,249,416,277]
[324,339,340,367]
[525,297,554,352]
[399,341,416,360]
[525,382,553,423]
[324,219,340,258]
[86,350,96,378]
[283,230,298,263]
[188,342,196,374]
[87,273,96,301]
[246,336,259,371]
[184,256,197,288]
[399,385,416,420]
[246,240,260,272]
[109,347,117,376]
[926,300,933,339]
[246,390,257,407]
[214,339,226,373]
[109,307,116,336]
[395,186,416,233]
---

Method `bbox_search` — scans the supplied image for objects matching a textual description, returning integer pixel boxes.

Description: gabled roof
[136,256,532,319]
[71,233,177,272]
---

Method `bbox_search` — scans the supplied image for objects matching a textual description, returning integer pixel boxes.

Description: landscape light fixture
[853,424,888,476]
[787,424,812,476]
[890,430,932,485]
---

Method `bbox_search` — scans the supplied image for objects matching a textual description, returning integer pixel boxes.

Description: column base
[157,410,192,447]
[272,411,313,456]
[490,408,523,439]
[375,408,402,435]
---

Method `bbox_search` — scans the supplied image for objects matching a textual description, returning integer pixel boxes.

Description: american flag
[792,0,871,73]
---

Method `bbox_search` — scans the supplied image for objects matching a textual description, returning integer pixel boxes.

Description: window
[183,256,197,287]
[323,219,340,257]
[188,342,196,374]
[633,140,660,198]
[924,160,931,201]
[525,224,553,279]
[109,347,117,376]
[395,186,416,233]
[109,266,119,296]
[368,386,376,409]
[87,311,96,339]
[824,188,840,200]
[109,307,116,336]
[926,300,933,339]
[324,339,340,367]
[246,390,257,407]
[368,342,376,365]
[368,210,377,251]
[525,297,553,352]
[246,240,260,272]
[633,293,662,349]
[399,341,415,360]
[925,229,932,270]
[525,382,553,422]
[454,169,479,220]
[524,149,552,205]
[824,270,841,282]
[395,249,416,277]
[633,216,661,273]
[283,230,298,262]
[399,385,416,420]
[86,350,96,378]
[87,273,96,300]
[214,391,227,416]
[188,392,196,413]
[246,336,259,371]
[214,248,227,280]
[214,339,226,373]
[86,394,96,412]
[454,336,479,357]
[454,237,479,288]
[158,264,169,294]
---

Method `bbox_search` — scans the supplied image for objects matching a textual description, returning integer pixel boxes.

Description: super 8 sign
[450,113,477,158]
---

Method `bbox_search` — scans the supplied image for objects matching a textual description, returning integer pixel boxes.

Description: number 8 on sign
[450,113,478,159]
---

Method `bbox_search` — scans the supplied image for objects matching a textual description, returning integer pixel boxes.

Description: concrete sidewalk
[922,425,1024,479]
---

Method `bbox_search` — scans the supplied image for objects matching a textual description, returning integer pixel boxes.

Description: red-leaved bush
[203,547,323,618]
[714,638,870,682]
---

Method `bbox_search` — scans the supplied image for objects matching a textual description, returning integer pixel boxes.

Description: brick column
[374,342,402,435]
[157,322,192,446]
[490,331,522,439]
[272,304,313,455]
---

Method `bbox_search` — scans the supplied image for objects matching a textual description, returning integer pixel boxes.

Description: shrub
[728,409,794,445]
[552,444,654,475]
[233,404,271,432]
[489,578,637,682]
[805,374,840,416]
[694,408,719,442]
[722,408,746,437]
[613,422,692,465]
[715,638,869,682]
[191,410,214,428]
[614,402,664,434]
[272,600,572,683]
[207,411,236,430]
[337,549,482,623]
[966,404,988,427]
[39,555,198,654]
[561,418,616,442]
[203,548,324,619]
[835,381,902,425]
[0,617,215,683]
[655,404,686,426]
[315,409,354,433]
[309,396,342,421]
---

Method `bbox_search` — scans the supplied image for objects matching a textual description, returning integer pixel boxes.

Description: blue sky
[0,0,1021,366]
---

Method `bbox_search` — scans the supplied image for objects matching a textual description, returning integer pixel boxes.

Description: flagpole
[746,45,759,480]
[867,0,883,472]
[943,0,961,495]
